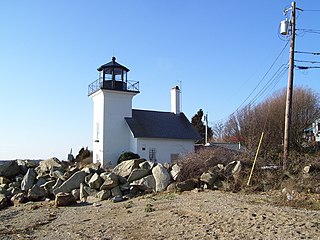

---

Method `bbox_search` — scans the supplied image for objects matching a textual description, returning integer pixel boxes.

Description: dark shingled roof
[125,109,201,140]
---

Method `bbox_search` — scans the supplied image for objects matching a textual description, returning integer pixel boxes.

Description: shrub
[118,152,140,164]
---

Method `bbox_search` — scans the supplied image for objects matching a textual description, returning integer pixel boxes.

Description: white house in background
[88,57,200,167]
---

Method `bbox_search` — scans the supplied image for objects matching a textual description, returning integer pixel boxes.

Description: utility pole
[283,1,296,170]
[204,113,208,145]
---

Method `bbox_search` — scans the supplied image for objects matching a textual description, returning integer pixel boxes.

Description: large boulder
[36,157,62,175]
[21,168,37,191]
[96,190,111,200]
[88,173,103,190]
[131,175,156,192]
[28,185,47,201]
[111,186,122,197]
[176,179,199,192]
[139,161,156,170]
[53,171,86,195]
[0,161,20,178]
[55,192,76,207]
[100,173,118,190]
[127,169,151,183]
[152,164,172,192]
[41,180,56,194]
[113,159,145,178]
[170,164,181,181]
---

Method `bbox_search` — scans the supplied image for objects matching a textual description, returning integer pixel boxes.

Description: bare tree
[212,121,225,142]
[222,87,320,157]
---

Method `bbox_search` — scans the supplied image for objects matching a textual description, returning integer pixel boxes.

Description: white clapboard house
[88,57,200,167]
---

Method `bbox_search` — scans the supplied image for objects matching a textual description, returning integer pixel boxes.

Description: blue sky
[1,1,319,160]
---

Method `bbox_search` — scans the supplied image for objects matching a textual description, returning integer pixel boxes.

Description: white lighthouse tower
[88,57,139,167]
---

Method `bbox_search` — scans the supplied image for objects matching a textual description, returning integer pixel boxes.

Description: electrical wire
[302,9,320,12]
[211,42,290,124]
[296,29,320,35]
[295,51,320,55]
[232,41,289,114]
[248,65,288,105]
[295,60,320,64]
[295,65,320,70]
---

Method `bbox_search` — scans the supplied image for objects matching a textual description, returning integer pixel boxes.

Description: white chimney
[171,86,181,114]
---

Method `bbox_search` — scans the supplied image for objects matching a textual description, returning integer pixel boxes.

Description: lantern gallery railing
[88,78,139,96]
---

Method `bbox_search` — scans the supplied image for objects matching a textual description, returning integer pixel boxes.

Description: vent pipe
[171,86,181,114]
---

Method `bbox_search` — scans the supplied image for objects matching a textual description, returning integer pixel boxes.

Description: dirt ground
[0,190,319,240]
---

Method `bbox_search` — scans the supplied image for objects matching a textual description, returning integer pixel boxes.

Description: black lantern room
[88,57,139,96]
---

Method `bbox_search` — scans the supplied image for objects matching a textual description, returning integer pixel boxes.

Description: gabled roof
[125,109,201,140]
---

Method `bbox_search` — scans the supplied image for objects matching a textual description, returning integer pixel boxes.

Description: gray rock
[53,171,87,195]
[225,161,242,176]
[11,192,28,205]
[0,160,20,178]
[127,168,151,183]
[36,157,62,175]
[200,166,224,188]
[96,190,111,200]
[100,173,118,190]
[176,179,198,192]
[71,189,80,200]
[50,169,66,181]
[200,171,217,186]
[83,185,98,196]
[64,167,79,179]
[28,185,47,201]
[41,180,56,194]
[0,177,11,185]
[9,187,22,195]
[79,183,88,202]
[21,168,37,191]
[0,193,8,209]
[35,177,47,187]
[170,164,181,181]
[55,192,76,206]
[113,159,145,178]
[131,175,156,192]
[52,178,64,192]
[166,182,177,192]
[112,196,124,203]
[9,181,21,189]
[0,186,11,196]
[111,186,122,197]
[152,164,172,192]
[139,160,155,170]
[85,173,93,185]
[17,159,39,168]
[119,182,131,192]
[88,173,103,190]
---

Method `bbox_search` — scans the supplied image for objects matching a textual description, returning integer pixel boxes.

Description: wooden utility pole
[283,1,296,170]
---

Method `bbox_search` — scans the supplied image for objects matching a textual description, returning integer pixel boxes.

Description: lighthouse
[88,57,139,167]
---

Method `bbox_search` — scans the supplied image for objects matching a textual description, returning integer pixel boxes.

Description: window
[149,148,157,162]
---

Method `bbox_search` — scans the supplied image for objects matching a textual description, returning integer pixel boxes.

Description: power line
[295,59,320,64]
[295,65,320,70]
[248,65,288,105]
[296,29,320,34]
[295,51,320,55]
[233,41,289,113]
[302,9,320,12]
